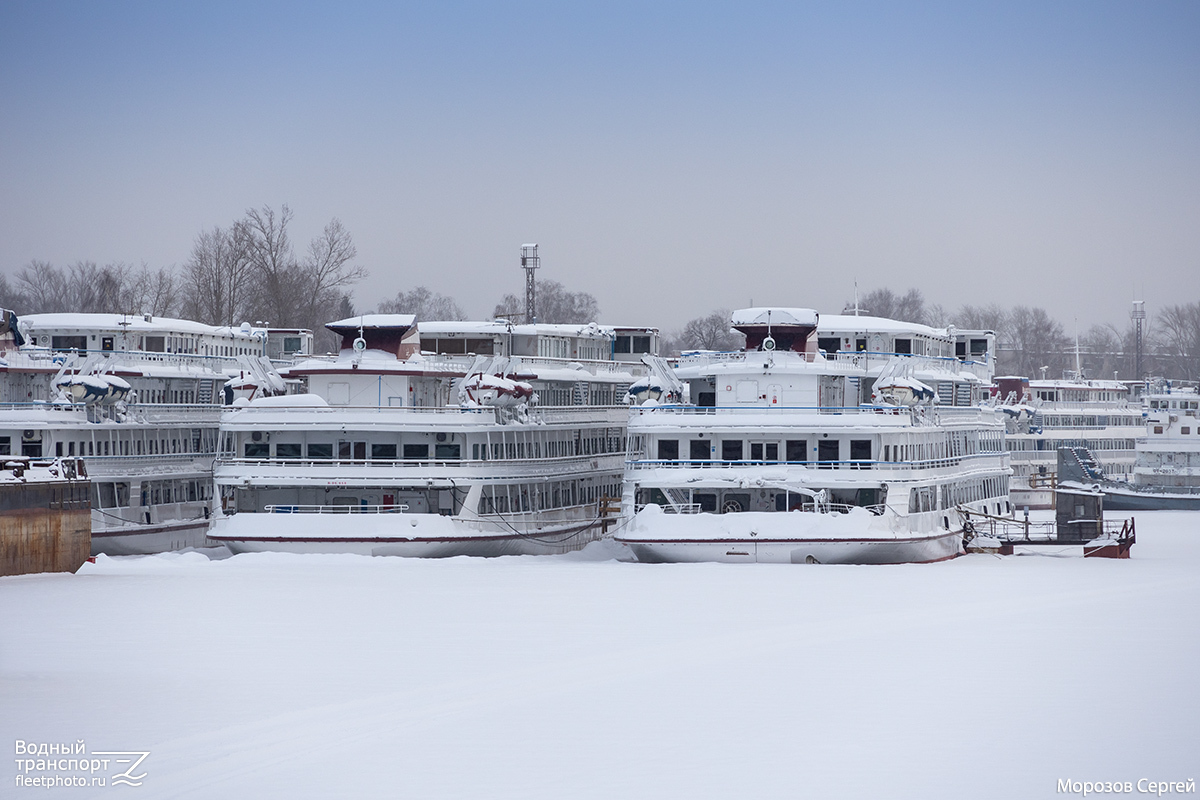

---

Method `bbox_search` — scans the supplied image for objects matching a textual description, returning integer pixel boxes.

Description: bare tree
[297,218,367,329]
[954,303,1008,332]
[1002,306,1070,379]
[132,263,181,317]
[846,287,927,324]
[1156,302,1200,381]
[182,223,254,326]
[15,260,69,312]
[243,204,301,326]
[493,280,599,324]
[378,286,466,320]
[13,260,148,314]
[0,272,23,312]
[675,309,744,352]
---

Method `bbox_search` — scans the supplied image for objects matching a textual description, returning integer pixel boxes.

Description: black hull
[1103,486,1200,511]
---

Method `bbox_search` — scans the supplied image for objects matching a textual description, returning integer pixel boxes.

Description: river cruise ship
[616,308,1011,564]
[1100,385,1200,510]
[0,311,303,554]
[208,315,650,557]
[993,376,1142,509]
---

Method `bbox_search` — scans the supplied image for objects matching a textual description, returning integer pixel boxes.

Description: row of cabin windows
[92,480,213,509]
[910,475,1009,514]
[653,434,1001,466]
[613,335,652,354]
[817,336,963,359]
[475,433,622,461]
[237,428,622,463]
[0,433,210,458]
[244,442,462,460]
[656,438,871,464]
[479,479,622,515]
[1007,438,1135,452]
[1152,426,1196,435]
[1148,398,1199,412]
[1039,415,1142,428]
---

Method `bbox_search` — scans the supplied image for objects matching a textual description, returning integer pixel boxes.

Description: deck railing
[625,452,1007,472]
[263,503,410,514]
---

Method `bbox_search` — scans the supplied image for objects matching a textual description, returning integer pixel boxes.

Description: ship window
[850,439,872,465]
[144,336,165,352]
[817,337,840,354]
[1154,426,1164,434]
[275,443,302,459]
[748,441,778,462]
[97,483,117,509]
[1183,427,1191,435]
[371,443,397,460]
[657,439,679,460]
[697,391,716,407]
[465,338,494,355]
[786,440,807,463]
[694,493,717,512]
[245,442,269,458]
[283,337,302,354]
[818,439,839,467]
[893,338,912,355]
[339,441,367,460]
[633,336,651,353]
[51,335,88,352]
[307,443,333,459]
[435,444,461,459]
[721,440,743,461]
[689,440,709,461]
[614,336,631,354]
[403,444,429,459]
[970,339,988,357]
[0,436,8,455]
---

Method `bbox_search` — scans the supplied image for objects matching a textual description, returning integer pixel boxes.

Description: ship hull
[620,529,962,565]
[207,512,606,558]
[1101,486,1200,512]
[90,517,212,556]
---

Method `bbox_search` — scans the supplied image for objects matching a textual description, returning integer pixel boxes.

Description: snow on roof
[21,313,263,338]
[416,321,615,338]
[730,308,819,327]
[817,314,948,339]
[1028,378,1128,390]
[327,314,416,330]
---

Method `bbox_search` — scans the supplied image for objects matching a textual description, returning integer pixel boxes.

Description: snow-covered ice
[2,512,1198,799]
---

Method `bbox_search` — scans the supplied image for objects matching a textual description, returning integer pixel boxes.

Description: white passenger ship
[1100,385,1200,510]
[207,315,652,557]
[616,308,1011,564]
[993,376,1142,509]
[0,311,308,554]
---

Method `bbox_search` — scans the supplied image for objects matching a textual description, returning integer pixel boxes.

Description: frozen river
[3,511,1198,798]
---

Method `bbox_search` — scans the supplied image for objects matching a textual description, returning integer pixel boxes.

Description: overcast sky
[1,1,1197,333]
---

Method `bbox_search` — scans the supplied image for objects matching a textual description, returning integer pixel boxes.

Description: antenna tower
[521,244,539,323]
[1131,300,1146,380]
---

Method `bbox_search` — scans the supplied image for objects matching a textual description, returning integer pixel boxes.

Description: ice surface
[2,512,1198,799]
